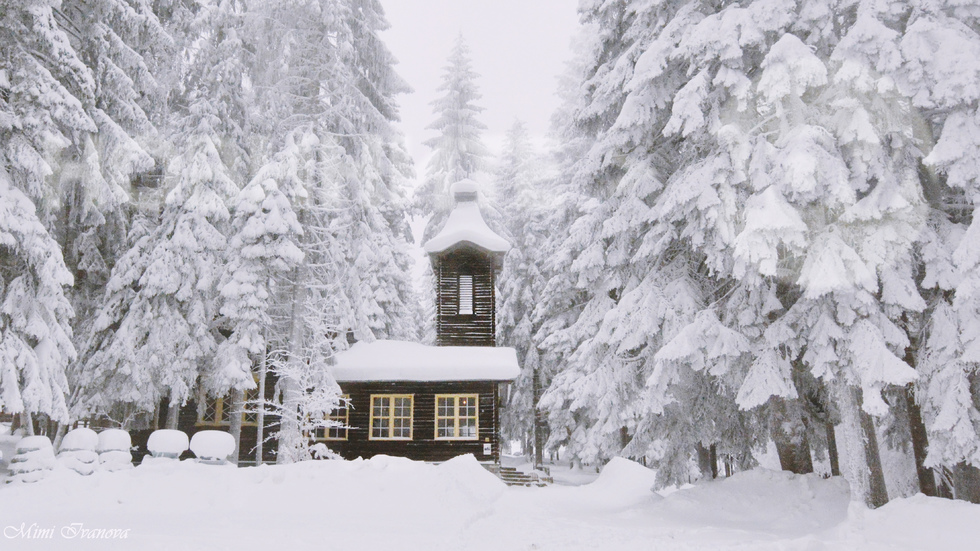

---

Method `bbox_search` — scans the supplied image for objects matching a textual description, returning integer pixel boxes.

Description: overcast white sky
[379,1,581,182]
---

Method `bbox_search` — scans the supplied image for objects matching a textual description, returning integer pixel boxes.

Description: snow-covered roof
[331,340,520,382]
[423,179,510,255]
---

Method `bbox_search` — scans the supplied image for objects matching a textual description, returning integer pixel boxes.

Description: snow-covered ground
[2,448,979,550]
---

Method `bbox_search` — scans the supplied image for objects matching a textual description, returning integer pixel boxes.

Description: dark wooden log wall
[436,248,495,346]
[329,380,500,463]
[132,370,281,465]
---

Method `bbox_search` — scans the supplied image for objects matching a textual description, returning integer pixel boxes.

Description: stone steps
[497,465,551,487]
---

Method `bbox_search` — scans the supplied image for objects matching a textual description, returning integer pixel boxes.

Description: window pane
[244,388,259,424]
[324,397,348,440]
[202,398,218,423]
[220,395,233,423]
[372,418,389,438]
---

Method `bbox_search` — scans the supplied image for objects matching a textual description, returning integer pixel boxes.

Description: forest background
[2,0,980,509]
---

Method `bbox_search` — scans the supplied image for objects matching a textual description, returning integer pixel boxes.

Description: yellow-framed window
[198,381,260,427]
[435,394,479,440]
[242,385,260,426]
[314,395,350,441]
[369,394,413,440]
[199,395,222,425]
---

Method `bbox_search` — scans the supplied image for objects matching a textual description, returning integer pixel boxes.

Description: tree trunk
[696,443,713,479]
[228,388,244,466]
[533,362,544,469]
[152,401,160,431]
[826,421,840,476]
[709,443,719,479]
[860,409,889,508]
[770,397,814,474]
[165,398,180,430]
[833,379,888,507]
[904,383,937,496]
[278,268,306,464]
[937,467,954,499]
[22,412,35,436]
[256,343,267,466]
[52,423,69,453]
[950,463,980,504]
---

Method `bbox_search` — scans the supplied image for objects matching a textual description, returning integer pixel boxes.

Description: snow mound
[846,493,980,549]
[96,430,134,471]
[16,435,54,453]
[190,430,235,462]
[566,457,662,509]
[438,454,506,504]
[8,436,56,483]
[653,468,849,536]
[148,429,189,458]
[591,457,660,492]
[60,428,98,451]
[57,429,100,475]
[97,429,131,452]
[58,449,99,476]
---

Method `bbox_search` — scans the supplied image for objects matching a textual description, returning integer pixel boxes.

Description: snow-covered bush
[147,430,189,460]
[57,428,99,475]
[97,429,133,471]
[8,436,57,483]
[190,431,235,464]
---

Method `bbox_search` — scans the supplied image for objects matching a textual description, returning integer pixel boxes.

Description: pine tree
[495,121,550,460]
[249,0,418,462]
[537,0,933,505]
[78,111,242,421]
[898,1,980,499]
[52,0,170,437]
[536,0,708,473]
[414,35,489,242]
[75,0,254,424]
[0,175,75,424]
[0,0,102,423]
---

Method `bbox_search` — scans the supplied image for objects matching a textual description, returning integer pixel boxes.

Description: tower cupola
[423,179,510,346]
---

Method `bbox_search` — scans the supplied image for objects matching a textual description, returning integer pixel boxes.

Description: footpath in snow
[0,453,979,550]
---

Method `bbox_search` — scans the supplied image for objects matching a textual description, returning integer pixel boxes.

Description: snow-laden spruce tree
[76,0,255,427]
[414,35,490,241]
[536,0,718,473]
[0,0,103,426]
[494,121,551,460]
[249,0,419,462]
[217,134,305,415]
[0,174,75,428]
[51,0,171,443]
[538,0,933,505]
[78,107,242,425]
[897,1,980,500]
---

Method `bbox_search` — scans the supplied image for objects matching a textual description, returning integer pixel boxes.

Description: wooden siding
[436,248,495,347]
[329,381,500,463]
[132,369,281,465]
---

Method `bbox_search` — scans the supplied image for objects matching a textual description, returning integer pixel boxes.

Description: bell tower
[423,179,510,347]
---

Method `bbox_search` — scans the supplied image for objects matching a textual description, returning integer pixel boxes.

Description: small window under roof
[458,275,473,315]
